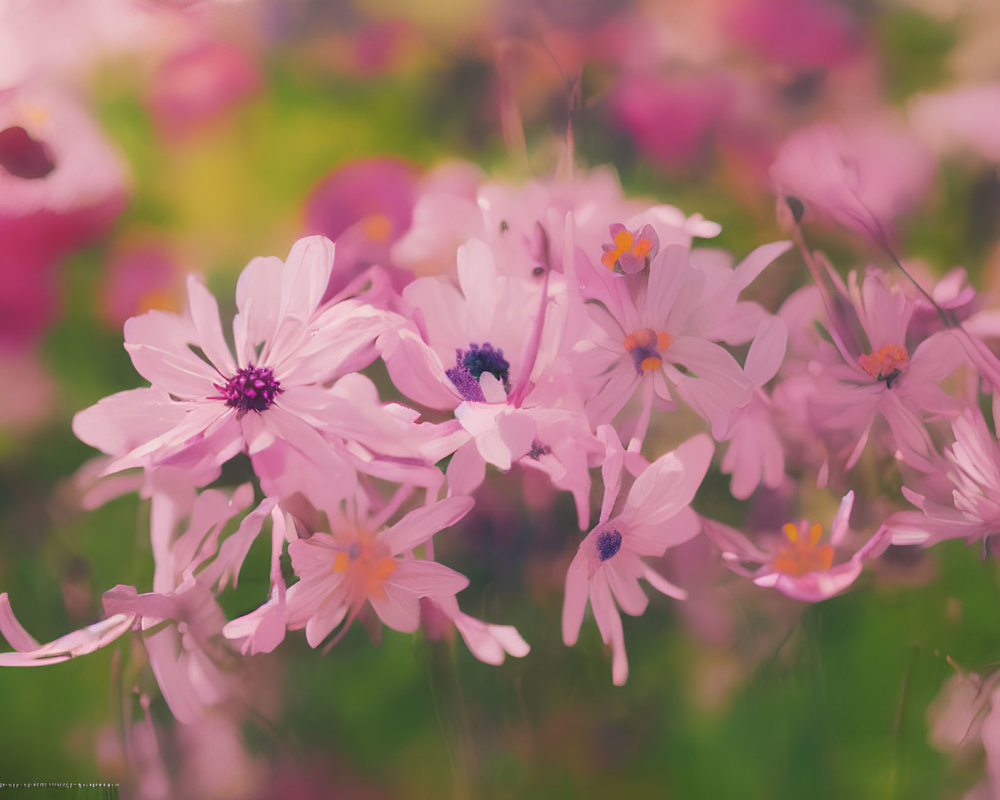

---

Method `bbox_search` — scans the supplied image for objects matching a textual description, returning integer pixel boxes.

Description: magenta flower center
[596,528,623,561]
[0,126,56,180]
[215,364,282,414]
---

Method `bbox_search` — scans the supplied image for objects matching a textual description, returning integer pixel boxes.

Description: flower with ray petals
[706,491,889,602]
[563,432,713,685]
[72,236,448,509]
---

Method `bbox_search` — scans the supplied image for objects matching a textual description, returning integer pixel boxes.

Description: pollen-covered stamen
[624,328,673,374]
[0,126,56,179]
[332,532,397,597]
[772,522,835,577]
[446,342,511,401]
[596,528,623,562]
[601,223,659,273]
[213,364,282,415]
[858,344,909,388]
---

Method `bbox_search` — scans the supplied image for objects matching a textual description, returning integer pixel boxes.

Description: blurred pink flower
[707,491,889,602]
[147,39,261,139]
[770,120,933,243]
[563,433,713,685]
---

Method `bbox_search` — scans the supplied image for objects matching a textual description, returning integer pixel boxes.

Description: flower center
[332,533,397,597]
[858,344,909,388]
[0,126,56,180]
[446,342,511,402]
[596,528,623,562]
[601,223,658,273]
[214,364,282,415]
[624,328,672,373]
[772,522,835,577]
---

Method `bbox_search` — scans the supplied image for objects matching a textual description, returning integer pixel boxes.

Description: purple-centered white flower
[72,236,441,508]
[562,431,713,685]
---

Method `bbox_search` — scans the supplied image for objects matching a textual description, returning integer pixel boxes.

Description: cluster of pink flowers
[4,121,1000,715]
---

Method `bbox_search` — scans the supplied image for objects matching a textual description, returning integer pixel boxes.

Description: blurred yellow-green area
[2,1,1000,798]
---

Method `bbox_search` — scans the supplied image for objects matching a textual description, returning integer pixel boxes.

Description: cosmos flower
[73,236,445,508]
[562,432,713,685]
[706,491,889,602]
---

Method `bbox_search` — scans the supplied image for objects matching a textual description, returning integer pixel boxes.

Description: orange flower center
[858,344,909,388]
[772,522,835,577]
[332,532,397,597]
[601,228,655,271]
[624,328,673,372]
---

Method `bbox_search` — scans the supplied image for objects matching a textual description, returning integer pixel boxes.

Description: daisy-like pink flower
[280,495,529,664]
[889,409,1000,549]
[577,241,788,441]
[562,432,713,685]
[706,491,889,602]
[806,269,963,471]
[72,236,438,507]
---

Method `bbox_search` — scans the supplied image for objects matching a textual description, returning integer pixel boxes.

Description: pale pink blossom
[73,236,447,508]
[281,494,529,664]
[562,432,713,685]
[706,491,889,602]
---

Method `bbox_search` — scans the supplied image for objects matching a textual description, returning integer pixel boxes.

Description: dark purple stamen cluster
[596,528,623,562]
[0,126,56,180]
[445,342,511,402]
[214,364,282,415]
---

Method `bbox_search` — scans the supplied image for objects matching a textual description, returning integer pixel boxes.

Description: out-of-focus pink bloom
[724,0,860,70]
[281,495,528,664]
[911,84,1000,162]
[577,241,787,440]
[0,348,54,430]
[0,87,128,344]
[609,73,734,169]
[808,270,963,471]
[889,409,1000,548]
[100,238,185,327]
[770,120,934,243]
[147,39,260,139]
[304,157,418,297]
[562,433,713,685]
[707,491,889,602]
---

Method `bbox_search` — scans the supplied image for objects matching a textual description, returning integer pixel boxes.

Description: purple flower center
[596,528,623,562]
[0,126,56,180]
[446,342,511,402]
[215,364,282,415]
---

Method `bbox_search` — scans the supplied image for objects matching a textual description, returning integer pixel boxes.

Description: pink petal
[383,496,475,555]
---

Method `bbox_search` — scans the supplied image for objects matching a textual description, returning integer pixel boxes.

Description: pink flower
[562,433,713,685]
[706,491,889,602]
[282,495,528,663]
[771,121,933,244]
[889,409,1000,548]
[146,40,261,140]
[577,242,787,440]
[72,236,437,507]
[806,270,963,471]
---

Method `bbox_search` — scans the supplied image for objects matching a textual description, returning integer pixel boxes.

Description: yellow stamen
[772,521,835,577]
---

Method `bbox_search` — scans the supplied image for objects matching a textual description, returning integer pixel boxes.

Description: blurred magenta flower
[147,39,261,139]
